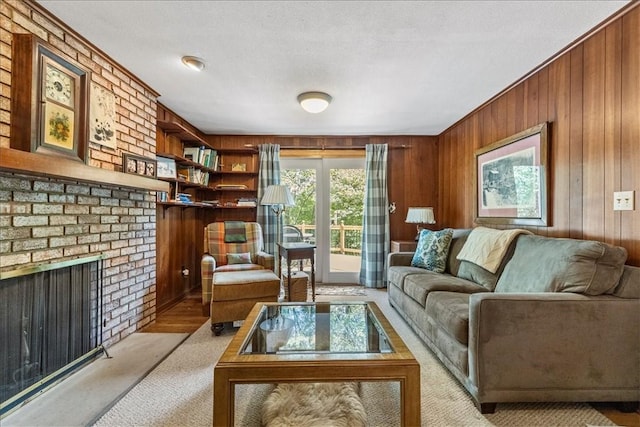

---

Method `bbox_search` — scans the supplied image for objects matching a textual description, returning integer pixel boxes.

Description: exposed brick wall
[0,1,160,345]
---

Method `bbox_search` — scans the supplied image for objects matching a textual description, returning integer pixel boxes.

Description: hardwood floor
[143,288,639,426]
[142,288,208,334]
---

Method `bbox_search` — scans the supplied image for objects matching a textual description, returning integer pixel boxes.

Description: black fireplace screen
[0,256,102,415]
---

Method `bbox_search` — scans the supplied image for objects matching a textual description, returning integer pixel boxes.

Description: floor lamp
[261,185,295,273]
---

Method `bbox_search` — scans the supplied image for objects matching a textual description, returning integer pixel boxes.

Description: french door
[281,157,365,283]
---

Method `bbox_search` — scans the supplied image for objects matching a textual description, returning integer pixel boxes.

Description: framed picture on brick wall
[10,34,90,163]
[89,82,116,149]
[122,153,157,178]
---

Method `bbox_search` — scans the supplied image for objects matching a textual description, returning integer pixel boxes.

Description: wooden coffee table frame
[213,301,420,426]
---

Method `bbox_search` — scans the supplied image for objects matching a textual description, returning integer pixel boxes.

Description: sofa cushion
[411,228,454,273]
[610,265,640,299]
[425,292,471,345]
[445,229,472,276]
[403,272,487,307]
[495,235,628,295]
[456,236,519,291]
[387,266,427,291]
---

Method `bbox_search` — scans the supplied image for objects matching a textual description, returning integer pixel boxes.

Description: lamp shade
[297,92,332,113]
[405,207,436,224]
[261,185,295,207]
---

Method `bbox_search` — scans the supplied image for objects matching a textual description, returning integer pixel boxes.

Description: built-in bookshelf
[156,120,258,211]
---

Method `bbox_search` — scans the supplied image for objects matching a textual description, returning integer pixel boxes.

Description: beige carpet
[94,290,616,427]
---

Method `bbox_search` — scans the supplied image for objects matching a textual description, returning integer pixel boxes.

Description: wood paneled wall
[437,5,639,266]
[207,135,438,242]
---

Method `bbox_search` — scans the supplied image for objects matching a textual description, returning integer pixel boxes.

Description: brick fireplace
[0,172,158,345]
[1,1,161,348]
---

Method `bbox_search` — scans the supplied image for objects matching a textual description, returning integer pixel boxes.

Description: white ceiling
[37,1,628,136]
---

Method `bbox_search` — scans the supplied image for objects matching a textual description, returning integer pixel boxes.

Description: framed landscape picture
[474,122,549,226]
[156,156,177,179]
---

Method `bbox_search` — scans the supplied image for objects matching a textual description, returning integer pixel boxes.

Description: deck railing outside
[296,222,362,256]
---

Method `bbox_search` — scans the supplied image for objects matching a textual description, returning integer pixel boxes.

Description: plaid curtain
[257,144,281,258]
[359,144,390,288]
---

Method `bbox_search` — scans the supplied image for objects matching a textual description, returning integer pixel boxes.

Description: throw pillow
[227,252,252,265]
[411,228,454,273]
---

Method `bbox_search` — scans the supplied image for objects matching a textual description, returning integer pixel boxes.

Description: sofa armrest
[257,251,275,272]
[467,293,640,400]
[388,252,414,267]
[201,254,217,311]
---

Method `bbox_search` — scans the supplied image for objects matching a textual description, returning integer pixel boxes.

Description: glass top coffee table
[213,301,420,426]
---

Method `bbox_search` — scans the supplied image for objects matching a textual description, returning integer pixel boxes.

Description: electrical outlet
[613,191,635,211]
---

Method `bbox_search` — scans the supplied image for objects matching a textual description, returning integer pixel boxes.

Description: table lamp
[405,207,436,240]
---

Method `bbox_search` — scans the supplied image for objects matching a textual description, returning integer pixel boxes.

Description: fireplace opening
[0,255,104,417]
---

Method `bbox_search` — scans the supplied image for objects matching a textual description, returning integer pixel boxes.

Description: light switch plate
[613,191,635,211]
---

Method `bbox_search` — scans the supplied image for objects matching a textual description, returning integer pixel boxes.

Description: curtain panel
[359,144,390,288]
[257,144,281,258]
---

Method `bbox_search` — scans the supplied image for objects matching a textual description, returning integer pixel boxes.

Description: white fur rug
[261,382,366,427]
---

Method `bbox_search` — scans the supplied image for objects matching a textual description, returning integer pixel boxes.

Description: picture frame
[89,82,116,149]
[231,163,247,172]
[122,153,157,178]
[156,156,177,179]
[474,122,549,226]
[10,34,89,163]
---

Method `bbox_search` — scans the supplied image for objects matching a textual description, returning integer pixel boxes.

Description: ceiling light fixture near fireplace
[181,56,205,71]
[298,91,332,113]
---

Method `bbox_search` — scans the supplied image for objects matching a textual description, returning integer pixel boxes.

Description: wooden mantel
[0,147,169,192]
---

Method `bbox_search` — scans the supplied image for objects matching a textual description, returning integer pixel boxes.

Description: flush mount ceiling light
[297,91,332,113]
[181,56,205,71]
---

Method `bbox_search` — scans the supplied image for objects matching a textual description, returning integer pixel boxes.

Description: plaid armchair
[200,222,276,317]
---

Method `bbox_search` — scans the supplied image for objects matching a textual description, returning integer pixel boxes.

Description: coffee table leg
[213,369,234,426]
[401,367,421,426]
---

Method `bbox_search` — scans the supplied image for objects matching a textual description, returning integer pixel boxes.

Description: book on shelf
[201,148,212,168]
[183,147,200,162]
[236,197,257,207]
[212,151,219,170]
[175,193,193,204]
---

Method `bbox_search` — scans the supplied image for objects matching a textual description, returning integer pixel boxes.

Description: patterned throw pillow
[411,228,454,273]
[227,252,252,265]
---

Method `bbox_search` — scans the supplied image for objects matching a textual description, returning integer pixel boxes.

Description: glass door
[281,157,365,283]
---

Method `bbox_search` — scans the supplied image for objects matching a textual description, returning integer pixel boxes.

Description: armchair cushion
[204,222,266,267]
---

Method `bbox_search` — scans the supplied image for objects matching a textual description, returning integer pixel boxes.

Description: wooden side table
[278,242,316,302]
[391,240,417,253]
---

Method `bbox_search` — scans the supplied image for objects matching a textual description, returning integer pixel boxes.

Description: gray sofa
[387,228,640,413]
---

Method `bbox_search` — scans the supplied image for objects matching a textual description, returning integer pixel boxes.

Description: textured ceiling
[37,1,628,136]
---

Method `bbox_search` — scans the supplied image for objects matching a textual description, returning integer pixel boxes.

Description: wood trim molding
[0,148,169,192]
